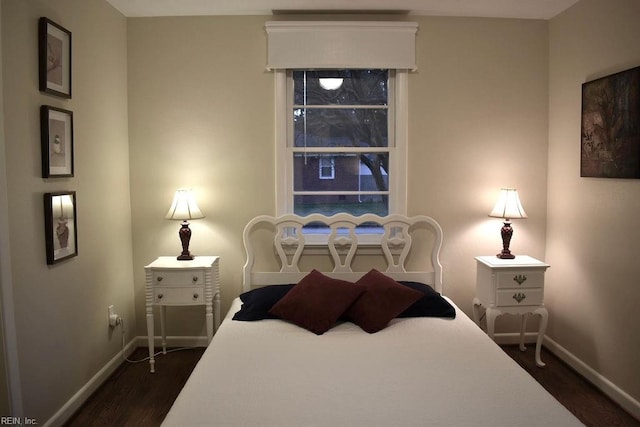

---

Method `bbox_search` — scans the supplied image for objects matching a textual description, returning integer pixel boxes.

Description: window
[318,156,335,180]
[276,69,408,219]
[292,69,391,216]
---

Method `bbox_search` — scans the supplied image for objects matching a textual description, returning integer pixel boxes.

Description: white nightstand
[472,255,550,367]
[144,256,220,373]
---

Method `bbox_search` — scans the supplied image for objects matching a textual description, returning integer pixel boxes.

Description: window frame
[275,69,408,240]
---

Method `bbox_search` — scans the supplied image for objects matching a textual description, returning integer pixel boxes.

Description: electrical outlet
[108,305,120,327]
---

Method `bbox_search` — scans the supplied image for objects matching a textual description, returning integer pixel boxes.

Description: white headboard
[242,214,444,294]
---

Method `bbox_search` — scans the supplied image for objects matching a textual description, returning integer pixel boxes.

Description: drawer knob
[513,274,527,285]
[192,276,199,283]
[193,293,199,299]
[513,292,526,303]
[156,276,163,282]
[157,293,163,299]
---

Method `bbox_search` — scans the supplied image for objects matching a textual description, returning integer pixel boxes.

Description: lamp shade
[165,189,205,221]
[52,194,74,219]
[488,188,527,220]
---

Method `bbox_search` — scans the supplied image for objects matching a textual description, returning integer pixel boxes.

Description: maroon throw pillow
[346,269,423,333]
[269,269,366,335]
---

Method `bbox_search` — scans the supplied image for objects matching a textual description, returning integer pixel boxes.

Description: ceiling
[105,0,579,20]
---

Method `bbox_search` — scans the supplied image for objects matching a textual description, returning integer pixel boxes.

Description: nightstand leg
[146,307,155,373]
[214,291,221,334]
[519,313,529,351]
[472,297,481,325]
[205,301,214,343]
[160,306,167,354]
[486,308,499,341]
[534,307,548,367]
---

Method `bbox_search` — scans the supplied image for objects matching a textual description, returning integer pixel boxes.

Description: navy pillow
[232,281,455,321]
[397,281,456,318]
[232,284,294,321]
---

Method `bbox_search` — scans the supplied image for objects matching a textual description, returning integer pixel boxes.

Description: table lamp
[488,188,527,259]
[165,189,205,260]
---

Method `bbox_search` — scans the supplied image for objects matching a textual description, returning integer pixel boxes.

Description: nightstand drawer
[496,271,543,289]
[153,270,204,286]
[496,288,543,307]
[154,286,204,304]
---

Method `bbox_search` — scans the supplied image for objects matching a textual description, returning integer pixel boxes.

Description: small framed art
[38,17,72,98]
[44,191,78,265]
[41,105,74,178]
[581,65,640,178]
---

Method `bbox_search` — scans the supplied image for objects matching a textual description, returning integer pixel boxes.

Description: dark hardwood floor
[501,345,639,427]
[65,347,205,427]
[65,345,639,426]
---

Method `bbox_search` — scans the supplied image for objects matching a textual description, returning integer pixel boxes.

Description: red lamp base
[496,250,515,259]
[496,220,516,259]
[177,220,194,261]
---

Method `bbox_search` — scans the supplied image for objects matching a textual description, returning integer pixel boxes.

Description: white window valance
[265,21,418,71]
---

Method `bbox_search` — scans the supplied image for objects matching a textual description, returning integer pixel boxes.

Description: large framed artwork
[41,105,74,178]
[44,191,78,265]
[38,17,72,98]
[581,66,640,178]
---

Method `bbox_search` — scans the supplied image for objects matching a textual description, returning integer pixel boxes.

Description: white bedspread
[162,298,582,427]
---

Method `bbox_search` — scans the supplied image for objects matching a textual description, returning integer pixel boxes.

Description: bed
[162,214,582,427]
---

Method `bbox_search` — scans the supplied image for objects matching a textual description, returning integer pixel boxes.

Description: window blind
[266,21,418,71]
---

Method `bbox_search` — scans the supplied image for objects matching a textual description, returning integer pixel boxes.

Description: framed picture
[44,191,78,265]
[41,105,74,178]
[38,17,72,98]
[581,65,640,178]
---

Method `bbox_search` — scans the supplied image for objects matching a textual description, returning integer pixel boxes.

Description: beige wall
[127,16,549,337]
[409,17,549,310]
[0,1,11,415]
[547,0,640,409]
[127,16,275,336]
[1,0,132,421]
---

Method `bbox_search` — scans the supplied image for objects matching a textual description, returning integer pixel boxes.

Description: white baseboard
[44,338,138,427]
[543,335,640,421]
